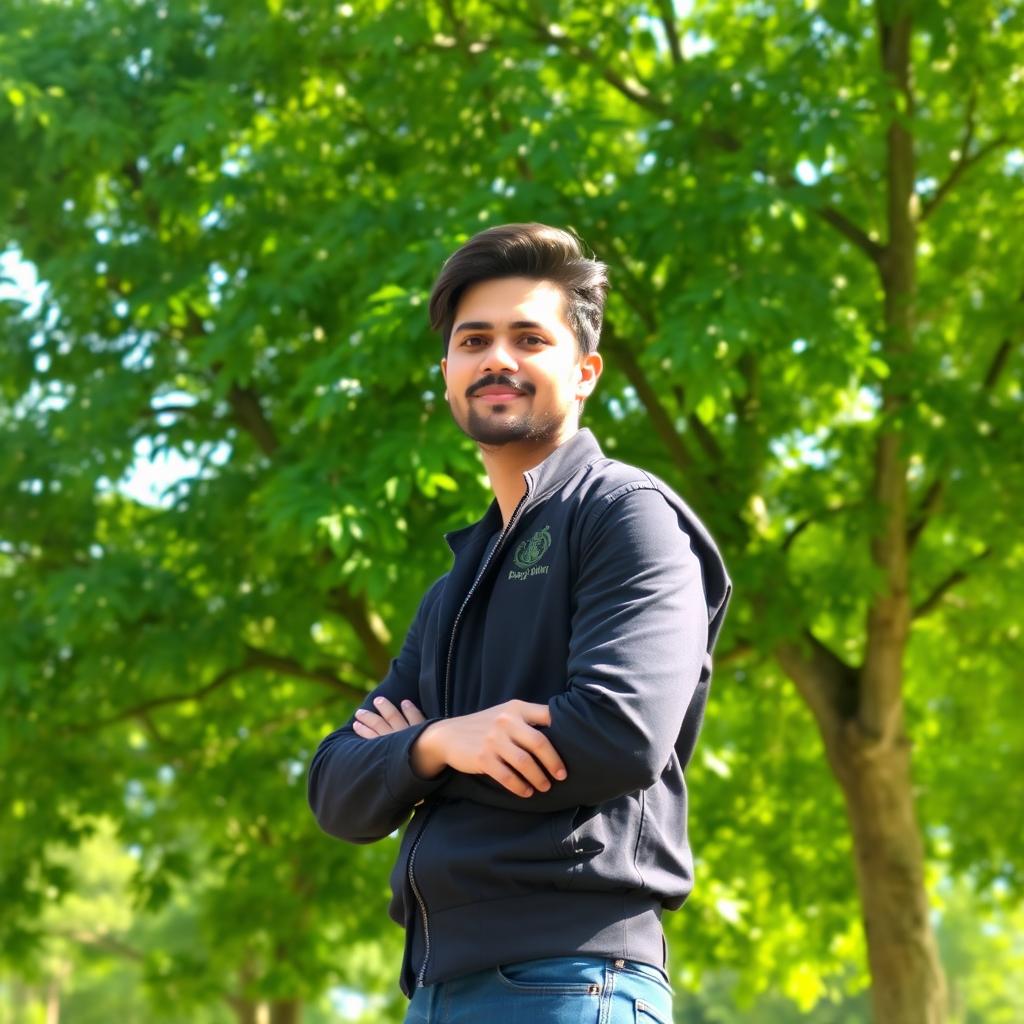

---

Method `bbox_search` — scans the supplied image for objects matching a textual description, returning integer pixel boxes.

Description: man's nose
[481,336,518,374]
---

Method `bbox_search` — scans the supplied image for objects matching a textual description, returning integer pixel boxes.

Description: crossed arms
[354,694,566,798]
[307,488,709,841]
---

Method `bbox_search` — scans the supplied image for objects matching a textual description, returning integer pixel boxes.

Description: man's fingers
[494,702,566,785]
[486,760,534,799]
[515,700,553,728]
[516,726,567,781]
[352,713,384,738]
[372,696,409,729]
[502,745,552,793]
[355,698,425,738]
[400,700,426,725]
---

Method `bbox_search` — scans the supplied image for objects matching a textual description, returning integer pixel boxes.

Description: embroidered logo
[509,525,552,581]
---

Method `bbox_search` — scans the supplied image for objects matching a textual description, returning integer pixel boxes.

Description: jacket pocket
[548,804,582,858]
[413,800,580,910]
[565,793,646,891]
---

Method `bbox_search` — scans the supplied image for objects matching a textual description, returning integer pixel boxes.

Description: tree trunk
[228,998,260,1024]
[45,976,61,1024]
[831,719,948,1023]
[269,998,301,1024]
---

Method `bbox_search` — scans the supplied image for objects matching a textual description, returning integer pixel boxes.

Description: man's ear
[440,356,448,401]
[575,351,603,400]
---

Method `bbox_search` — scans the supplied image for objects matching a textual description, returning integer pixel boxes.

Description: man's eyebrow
[452,320,546,334]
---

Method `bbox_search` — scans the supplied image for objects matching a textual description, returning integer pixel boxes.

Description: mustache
[466,374,536,398]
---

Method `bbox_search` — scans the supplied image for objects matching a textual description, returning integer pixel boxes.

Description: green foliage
[1,0,1021,1018]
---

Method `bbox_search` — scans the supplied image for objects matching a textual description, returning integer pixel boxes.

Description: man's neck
[479,426,579,528]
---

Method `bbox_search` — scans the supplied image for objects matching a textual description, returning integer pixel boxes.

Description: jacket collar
[523,427,603,499]
[445,429,604,554]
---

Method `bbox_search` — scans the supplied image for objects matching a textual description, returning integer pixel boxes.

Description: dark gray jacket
[308,429,731,996]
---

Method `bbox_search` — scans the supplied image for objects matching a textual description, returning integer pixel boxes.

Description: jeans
[403,956,673,1023]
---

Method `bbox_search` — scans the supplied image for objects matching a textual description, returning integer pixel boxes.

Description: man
[308,223,731,1023]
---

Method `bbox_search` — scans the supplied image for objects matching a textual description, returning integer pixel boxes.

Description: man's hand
[352,696,426,738]
[411,700,567,798]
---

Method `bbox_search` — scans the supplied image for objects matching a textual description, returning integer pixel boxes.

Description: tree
[1,2,1021,1022]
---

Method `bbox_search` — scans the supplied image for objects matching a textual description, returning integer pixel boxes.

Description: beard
[458,403,565,446]
[451,373,570,446]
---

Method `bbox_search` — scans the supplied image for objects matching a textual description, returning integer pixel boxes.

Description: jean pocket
[635,998,672,1024]
[495,957,604,995]
[617,960,674,998]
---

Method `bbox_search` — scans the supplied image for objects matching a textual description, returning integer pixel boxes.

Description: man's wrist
[410,720,448,779]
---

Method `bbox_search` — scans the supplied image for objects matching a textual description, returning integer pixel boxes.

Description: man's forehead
[454,276,569,326]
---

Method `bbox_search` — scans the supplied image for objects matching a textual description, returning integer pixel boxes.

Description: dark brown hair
[428,223,609,355]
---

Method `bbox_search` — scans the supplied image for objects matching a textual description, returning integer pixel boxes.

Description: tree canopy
[1,1,1021,1021]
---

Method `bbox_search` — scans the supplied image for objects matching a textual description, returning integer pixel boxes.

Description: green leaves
[1,0,1022,1017]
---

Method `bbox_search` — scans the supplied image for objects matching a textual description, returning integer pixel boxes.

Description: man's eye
[522,335,546,346]
[462,336,486,347]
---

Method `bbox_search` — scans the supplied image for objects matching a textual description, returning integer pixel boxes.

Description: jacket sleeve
[307,580,452,842]
[439,486,709,812]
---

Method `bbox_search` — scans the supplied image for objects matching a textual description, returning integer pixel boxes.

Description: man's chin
[460,411,561,446]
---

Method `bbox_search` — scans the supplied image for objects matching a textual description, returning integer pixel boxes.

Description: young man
[308,224,731,1023]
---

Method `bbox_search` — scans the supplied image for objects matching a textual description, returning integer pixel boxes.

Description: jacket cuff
[384,720,452,805]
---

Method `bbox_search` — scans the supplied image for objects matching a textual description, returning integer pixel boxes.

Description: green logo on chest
[511,525,552,574]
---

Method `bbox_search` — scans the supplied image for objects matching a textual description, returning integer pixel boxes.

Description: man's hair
[428,223,609,356]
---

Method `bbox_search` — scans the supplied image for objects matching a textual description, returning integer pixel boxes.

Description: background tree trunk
[44,976,60,1024]
[269,998,301,1024]
[228,998,259,1024]
[833,718,949,1023]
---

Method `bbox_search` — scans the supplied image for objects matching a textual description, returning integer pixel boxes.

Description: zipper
[443,486,531,717]
[409,484,532,986]
[407,808,433,987]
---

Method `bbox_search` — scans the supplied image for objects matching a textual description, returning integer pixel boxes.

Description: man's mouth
[468,380,532,403]
[470,383,528,402]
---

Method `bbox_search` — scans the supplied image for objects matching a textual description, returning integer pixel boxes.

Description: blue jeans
[403,956,673,1023]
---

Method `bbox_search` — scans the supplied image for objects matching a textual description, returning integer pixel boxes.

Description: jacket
[307,428,731,996]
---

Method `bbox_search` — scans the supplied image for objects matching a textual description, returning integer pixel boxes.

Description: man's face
[441,276,602,447]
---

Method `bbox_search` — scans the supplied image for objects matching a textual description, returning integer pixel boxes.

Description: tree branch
[63,647,368,734]
[495,3,672,118]
[775,629,859,740]
[982,336,1012,390]
[774,173,884,264]
[908,334,1016,549]
[64,663,248,734]
[673,385,725,463]
[226,382,280,456]
[599,323,696,476]
[241,645,369,698]
[715,638,755,667]
[921,90,1008,221]
[689,408,725,463]
[326,584,395,680]
[921,136,1008,221]
[781,502,856,552]
[906,479,943,550]
[52,928,146,962]
[912,548,992,619]
[171,306,283,457]
[817,204,885,264]
[656,0,684,67]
